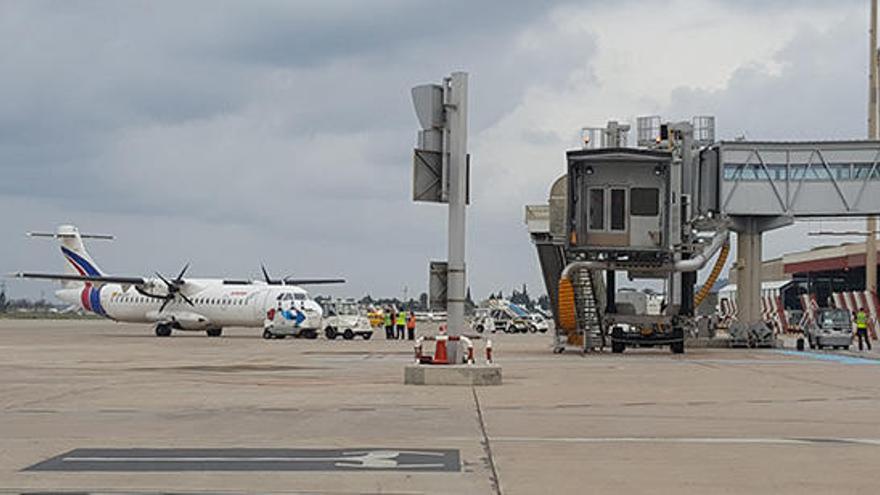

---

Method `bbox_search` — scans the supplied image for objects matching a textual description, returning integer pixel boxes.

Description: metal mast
[868,0,878,295]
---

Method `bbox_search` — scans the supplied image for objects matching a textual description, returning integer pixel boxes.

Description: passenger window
[610,188,626,231]
[631,188,660,216]
[588,188,605,230]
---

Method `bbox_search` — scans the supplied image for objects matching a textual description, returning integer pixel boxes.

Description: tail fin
[28,225,111,277]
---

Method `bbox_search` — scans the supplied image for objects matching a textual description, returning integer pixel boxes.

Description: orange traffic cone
[433,338,449,364]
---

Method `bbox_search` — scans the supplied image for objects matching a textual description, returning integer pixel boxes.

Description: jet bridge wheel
[155,324,172,337]
[670,328,685,354]
[611,327,625,354]
[206,328,222,337]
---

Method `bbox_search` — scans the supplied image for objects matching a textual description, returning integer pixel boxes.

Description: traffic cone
[433,337,448,364]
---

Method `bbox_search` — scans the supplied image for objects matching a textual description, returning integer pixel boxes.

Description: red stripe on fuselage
[67,254,93,311]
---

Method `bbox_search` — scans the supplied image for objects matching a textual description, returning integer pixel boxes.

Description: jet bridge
[527,118,880,353]
[707,140,880,323]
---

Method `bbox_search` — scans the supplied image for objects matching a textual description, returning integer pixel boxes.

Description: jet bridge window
[610,188,626,231]
[630,188,659,216]
[588,188,605,230]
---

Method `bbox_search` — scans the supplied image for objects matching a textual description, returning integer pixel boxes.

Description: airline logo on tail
[58,233,107,316]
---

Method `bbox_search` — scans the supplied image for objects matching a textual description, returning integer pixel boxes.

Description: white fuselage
[56,278,323,331]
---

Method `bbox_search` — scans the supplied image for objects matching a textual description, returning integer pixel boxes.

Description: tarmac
[1,319,879,494]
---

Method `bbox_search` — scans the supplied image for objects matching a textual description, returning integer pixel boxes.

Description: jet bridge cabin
[567,148,671,260]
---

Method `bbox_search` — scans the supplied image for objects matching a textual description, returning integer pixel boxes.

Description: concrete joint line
[472,387,502,495]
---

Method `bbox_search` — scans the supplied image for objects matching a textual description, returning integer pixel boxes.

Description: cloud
[0,0,873,303]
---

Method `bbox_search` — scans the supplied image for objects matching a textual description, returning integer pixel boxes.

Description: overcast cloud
[0,0,872,301]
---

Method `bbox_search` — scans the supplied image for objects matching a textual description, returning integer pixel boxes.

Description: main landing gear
[155,323,172,337]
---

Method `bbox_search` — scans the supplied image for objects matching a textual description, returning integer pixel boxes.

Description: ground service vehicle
[323,299,373,340]
[263,299,321,340]
[804,308,852,350]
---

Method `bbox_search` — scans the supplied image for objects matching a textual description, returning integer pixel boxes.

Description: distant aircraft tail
[28,225,112,280]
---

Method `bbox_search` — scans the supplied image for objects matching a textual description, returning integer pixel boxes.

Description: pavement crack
[472,387,502,495]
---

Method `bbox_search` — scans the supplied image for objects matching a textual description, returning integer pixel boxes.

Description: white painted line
[490,437,880,446]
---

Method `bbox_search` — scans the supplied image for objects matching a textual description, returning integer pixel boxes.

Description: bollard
[486,339,493,364]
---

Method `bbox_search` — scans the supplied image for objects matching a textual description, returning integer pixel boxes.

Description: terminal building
[715,241,880,336]
[725,241,880,309]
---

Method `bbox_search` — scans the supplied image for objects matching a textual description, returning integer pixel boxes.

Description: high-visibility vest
[856,311,868,329]
[384,313,392,326]
[407,315,416,330]
[396,312,406,326]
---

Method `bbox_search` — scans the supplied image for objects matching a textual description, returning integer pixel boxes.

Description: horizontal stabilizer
[28,232,114,240]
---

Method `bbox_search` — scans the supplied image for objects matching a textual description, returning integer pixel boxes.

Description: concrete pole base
[404,364,502,386]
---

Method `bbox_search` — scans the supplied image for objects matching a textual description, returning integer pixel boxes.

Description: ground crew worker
[396,309,407,339]
[856,308,872,351]
[384,308,394,340]
[406,310,416,340]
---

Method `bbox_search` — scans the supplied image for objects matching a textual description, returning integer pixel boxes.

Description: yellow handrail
[694,241,730,307]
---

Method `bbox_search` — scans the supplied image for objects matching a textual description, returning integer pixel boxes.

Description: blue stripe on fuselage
[61,246,101,276]
[89,285,106,317]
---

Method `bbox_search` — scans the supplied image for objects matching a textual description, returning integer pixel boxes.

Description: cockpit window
[294,293,306,301]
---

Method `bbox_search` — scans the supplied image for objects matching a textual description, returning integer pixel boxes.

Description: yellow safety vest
[856,312,868,329]
[396,312,406,325]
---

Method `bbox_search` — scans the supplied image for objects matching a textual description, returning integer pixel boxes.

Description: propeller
[154,263,195,312]
[261,263,284,285]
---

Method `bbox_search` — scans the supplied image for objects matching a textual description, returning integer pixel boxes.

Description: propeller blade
[159,297,171,313]
[136,286,167,300]
[261,264,272,284]
[180,292,195,307]
[175,263,190,282]
[155,271,172,287]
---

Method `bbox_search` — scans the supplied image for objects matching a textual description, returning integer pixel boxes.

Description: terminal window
[630,188,659,216]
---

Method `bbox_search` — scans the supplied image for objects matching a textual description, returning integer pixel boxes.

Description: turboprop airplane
[12,225,344,337]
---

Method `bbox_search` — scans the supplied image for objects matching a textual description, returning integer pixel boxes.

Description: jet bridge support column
[731,216,793,325]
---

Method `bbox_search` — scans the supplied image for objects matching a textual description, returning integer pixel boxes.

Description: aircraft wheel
[343,329,355,340]
[262,329,273,340]
[206,328,222,337]
[155,324,172,337]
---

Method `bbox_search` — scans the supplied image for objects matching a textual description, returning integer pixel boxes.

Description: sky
[0,0,874,302]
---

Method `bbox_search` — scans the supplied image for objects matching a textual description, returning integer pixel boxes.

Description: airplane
[11,225,344,337]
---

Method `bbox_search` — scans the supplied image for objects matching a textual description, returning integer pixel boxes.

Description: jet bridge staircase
[526,204,604,353]
[572,265,604,352]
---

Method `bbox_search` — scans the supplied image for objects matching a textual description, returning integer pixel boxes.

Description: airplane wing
[12,272,147,285]
[284,278,346,285]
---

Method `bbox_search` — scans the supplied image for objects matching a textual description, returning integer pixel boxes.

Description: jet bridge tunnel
[527,119,880,349]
